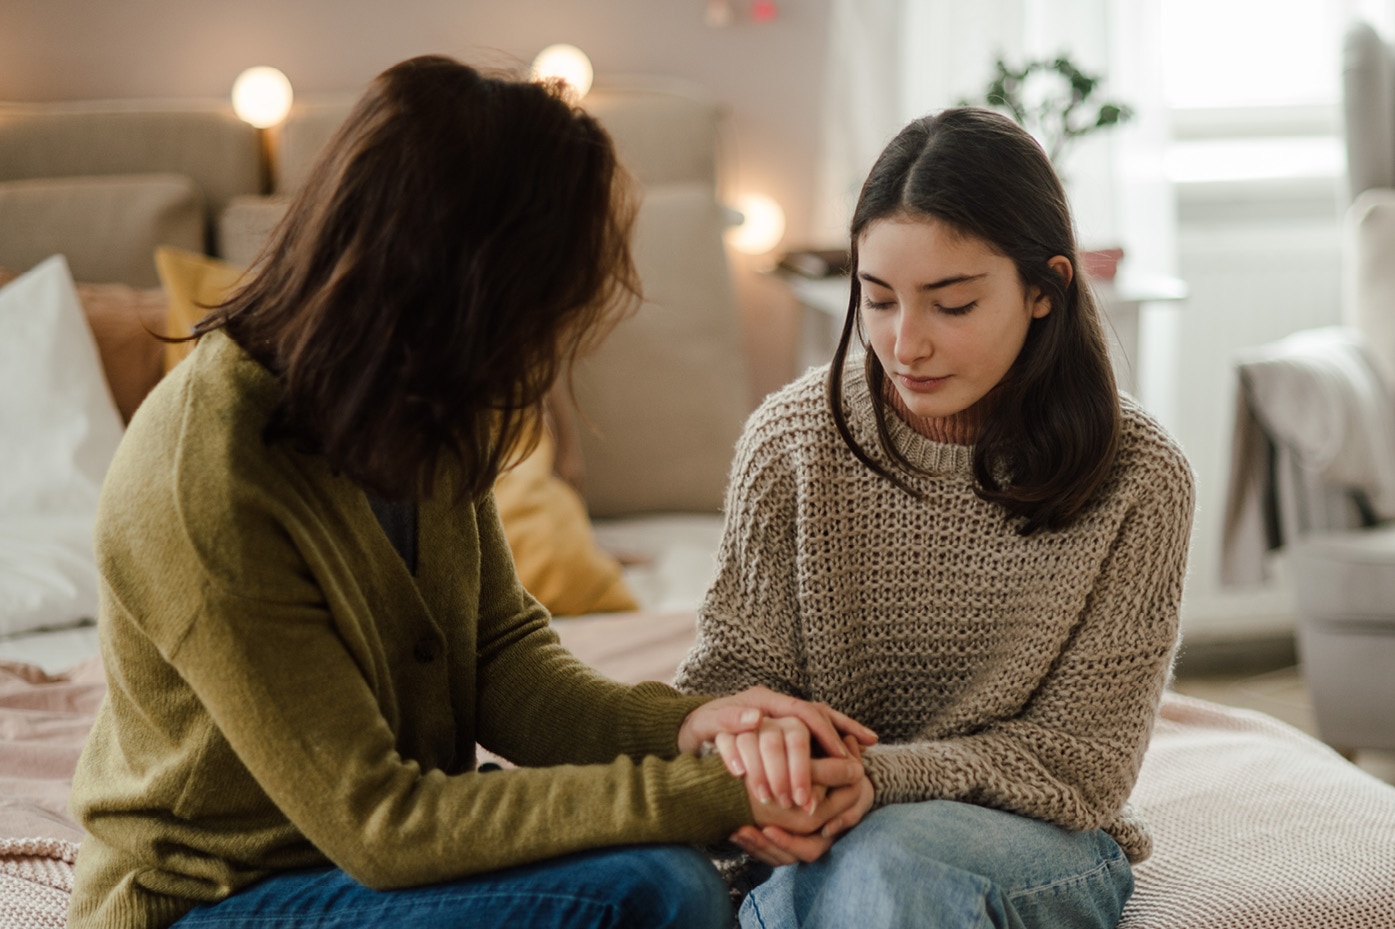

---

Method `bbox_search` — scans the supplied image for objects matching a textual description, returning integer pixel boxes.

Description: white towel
[1220,327,1395,585]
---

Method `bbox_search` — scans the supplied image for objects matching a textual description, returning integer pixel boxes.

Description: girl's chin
[893,390,965,421]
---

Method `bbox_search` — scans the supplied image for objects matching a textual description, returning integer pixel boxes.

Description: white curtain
[812,0,902,243]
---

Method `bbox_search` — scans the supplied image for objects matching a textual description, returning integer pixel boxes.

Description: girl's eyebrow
[858,270,988,291]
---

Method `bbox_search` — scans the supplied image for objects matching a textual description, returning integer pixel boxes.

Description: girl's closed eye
[862,296,897,311]
[938,301,977,316]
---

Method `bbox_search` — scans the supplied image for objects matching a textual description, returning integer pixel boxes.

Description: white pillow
[0,255,124,635]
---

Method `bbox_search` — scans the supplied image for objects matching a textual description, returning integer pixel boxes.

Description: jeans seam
[744,889,771,929]
[1003,851,1127,902]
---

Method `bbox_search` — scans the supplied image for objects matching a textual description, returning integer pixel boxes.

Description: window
[1159,0,1392,187]
[1161,0,1349,109]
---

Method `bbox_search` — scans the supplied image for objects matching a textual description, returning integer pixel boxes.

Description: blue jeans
[171,844,731,929]
[740,800,1133,929]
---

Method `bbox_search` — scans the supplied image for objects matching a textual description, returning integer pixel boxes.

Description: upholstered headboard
[0,100,260,286]
[0,80,752,518]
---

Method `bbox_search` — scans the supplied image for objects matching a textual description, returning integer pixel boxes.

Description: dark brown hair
[199,55,638,500]
[829,107,1121,534]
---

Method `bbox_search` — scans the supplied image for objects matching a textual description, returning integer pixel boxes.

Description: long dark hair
[199,55,639,501]
[828,107,1120,535]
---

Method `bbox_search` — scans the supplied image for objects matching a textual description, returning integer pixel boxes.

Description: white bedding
[0,258,124,641]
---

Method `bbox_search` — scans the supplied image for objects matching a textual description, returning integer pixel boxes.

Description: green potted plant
[963,54,1133,164]
[961,54,1134,278]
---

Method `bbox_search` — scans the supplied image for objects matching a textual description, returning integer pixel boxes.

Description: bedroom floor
[1171,664,1395,786]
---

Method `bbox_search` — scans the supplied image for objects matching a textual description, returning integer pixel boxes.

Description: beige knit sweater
[675,364,1195,862]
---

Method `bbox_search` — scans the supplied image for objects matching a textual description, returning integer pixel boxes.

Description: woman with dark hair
[66,56,876,929]
[676,107,1195,929]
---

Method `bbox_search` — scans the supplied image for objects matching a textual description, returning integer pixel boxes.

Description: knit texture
[1118,694,1395,928]
[676,363,1195,863]
[67,331,751,929]
[0,838,76,929]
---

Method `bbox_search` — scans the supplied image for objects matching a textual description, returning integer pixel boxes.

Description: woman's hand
[677,686,877,760]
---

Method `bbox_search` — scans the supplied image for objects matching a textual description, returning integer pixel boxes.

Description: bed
[2,83,1394,928]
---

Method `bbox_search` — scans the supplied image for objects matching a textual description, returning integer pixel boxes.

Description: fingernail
[740,709,760,725]
[757,786,772,804]
[794,788,809,808]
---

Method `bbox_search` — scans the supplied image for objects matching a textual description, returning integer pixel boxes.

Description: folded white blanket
[1221,326,1395,584]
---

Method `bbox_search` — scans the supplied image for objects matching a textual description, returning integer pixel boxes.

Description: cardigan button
[412,638,439,663]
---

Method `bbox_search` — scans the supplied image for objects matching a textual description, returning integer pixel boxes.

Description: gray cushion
[273,98,356,196]
[1344,21,1395,201]
[0,174,202,288]
[586,84,722,187]
[0,101,260,220]
[1290,524,1395,626]
[573,183,748,517]
[217,195,290,267]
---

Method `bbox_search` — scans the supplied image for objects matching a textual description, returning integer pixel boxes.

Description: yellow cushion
[152,246,636,617]
[494,427,638,616]
[155,246,244,373]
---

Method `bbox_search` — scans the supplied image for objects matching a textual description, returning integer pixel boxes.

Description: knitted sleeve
[674,409,810,699]
[862,441,1195,849]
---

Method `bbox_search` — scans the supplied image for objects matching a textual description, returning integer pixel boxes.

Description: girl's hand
[731,745,873,866]
[730,773,873,866]
[715,717,814,810]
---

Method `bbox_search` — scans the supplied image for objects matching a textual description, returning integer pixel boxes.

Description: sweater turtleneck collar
[842,359,979,475]
[884,386,991,447]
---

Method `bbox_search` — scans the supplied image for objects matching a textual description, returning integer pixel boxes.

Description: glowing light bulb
[531,44,594,101]
[726,192,786,255]
[231,66,294,129]
[705,0,735,27]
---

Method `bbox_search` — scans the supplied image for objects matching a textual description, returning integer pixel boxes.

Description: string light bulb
[705,0,735,26]
[726,192,786,255]
[231,66,294,129]
[531,44,594,101]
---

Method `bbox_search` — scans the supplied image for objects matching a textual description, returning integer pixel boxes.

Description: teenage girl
[66,56,876,929]
[677,107,1194,929]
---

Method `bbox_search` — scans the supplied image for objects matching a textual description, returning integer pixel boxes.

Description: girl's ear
[1030,255,1074,319]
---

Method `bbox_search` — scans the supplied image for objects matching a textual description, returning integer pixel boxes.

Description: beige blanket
[3,617,1394,928]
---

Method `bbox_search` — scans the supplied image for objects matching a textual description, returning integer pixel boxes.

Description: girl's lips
[896,373,950,393]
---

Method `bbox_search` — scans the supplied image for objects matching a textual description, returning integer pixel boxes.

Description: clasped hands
[678,686,878,866]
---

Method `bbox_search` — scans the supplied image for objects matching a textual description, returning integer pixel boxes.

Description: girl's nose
[894,312,930,365]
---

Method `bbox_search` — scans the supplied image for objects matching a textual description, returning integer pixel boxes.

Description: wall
[0,0,831,401]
